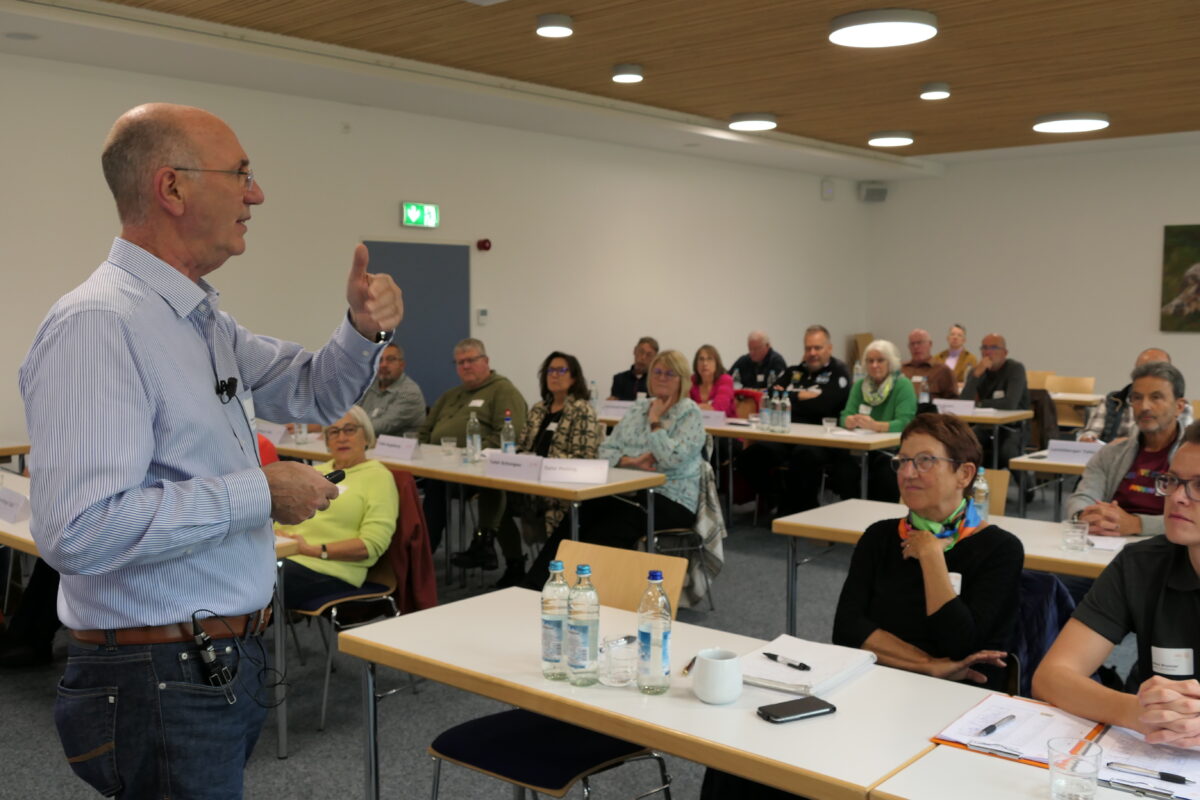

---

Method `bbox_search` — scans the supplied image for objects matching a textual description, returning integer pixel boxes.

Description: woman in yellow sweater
[277,406,398,606]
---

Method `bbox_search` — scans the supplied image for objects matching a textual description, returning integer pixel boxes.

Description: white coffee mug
[691,647,742,705]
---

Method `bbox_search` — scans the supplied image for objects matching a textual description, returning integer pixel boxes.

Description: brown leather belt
[70,607,272,646]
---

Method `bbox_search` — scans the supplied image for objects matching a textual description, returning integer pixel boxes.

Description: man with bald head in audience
[20,102,403,797]
[901,328,957,402]
[961,333,1030,467]
[729,330,788,390]
[1079,348,1191,443]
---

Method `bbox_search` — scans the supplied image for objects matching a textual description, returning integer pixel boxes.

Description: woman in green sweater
[785,339,916,512]
[276,405,399,607]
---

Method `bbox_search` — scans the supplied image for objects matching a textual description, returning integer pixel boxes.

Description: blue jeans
[55,632,270,799]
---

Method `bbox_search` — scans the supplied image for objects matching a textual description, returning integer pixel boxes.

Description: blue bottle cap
[648,570,663,581]
[549,560,564,572]
[576,564,591,576]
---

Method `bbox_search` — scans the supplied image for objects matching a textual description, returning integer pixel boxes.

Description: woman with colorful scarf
[699,414,1025,800]
[832,413,1023,690]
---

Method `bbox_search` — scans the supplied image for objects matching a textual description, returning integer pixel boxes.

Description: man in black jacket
[736,325,850,507]
[729,330,788,390]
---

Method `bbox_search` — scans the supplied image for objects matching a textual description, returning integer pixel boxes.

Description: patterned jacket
[519,396,601,533]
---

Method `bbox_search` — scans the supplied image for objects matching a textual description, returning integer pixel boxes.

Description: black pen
[977,714,1015,736]
[1107,762,1194,785]
[763,652,810,671]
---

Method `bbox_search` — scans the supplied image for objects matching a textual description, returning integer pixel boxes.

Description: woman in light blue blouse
[523,349,706,586]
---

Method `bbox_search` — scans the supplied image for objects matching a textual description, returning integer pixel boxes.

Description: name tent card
[600,400,634,419]
[933,398,977,416]
[0,485,31,523]
[1047,439,1105,464]
[373,435,418,461]
[256,420,287,444]
[700,410,728,427]
[541,458,609,485]
[484,452,544,481]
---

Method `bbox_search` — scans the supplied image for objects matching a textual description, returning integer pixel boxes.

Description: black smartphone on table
[757,696,836,723]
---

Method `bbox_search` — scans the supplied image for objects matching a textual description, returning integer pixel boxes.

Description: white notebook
[740,634,876,697]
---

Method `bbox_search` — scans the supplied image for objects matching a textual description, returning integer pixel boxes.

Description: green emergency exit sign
[402,202,440,228]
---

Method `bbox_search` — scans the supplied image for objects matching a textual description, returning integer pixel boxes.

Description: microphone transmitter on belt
[192,622,236,704]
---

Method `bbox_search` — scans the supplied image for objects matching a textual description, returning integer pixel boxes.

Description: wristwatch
[320,544,329,560]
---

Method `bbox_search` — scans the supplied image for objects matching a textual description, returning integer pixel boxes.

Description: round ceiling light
[1032,112,1110,133]
[829,9,938,48]
[919,81,950,100]
[536,14,573,38]
[612,64,644,84]
[728,113,778,132]
[868,130,914,147]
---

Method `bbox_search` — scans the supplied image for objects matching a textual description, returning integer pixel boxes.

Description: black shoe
[493,559,527,589]
[450,530,499,570]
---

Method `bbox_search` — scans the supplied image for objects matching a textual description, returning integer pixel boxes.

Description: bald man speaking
[20,103,403,797]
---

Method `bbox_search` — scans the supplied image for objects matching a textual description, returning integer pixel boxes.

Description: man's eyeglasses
[325,424,362,439]
[890,454,960,473]
[1155,473,1200,501]
[453,355,486,367]
[651,368,679,380]
[172,166,255,190]
[546,366,571,376]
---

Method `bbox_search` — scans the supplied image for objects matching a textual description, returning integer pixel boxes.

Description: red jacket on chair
[386,471,438,613]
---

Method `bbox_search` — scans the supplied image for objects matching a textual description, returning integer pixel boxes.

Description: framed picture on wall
[1161,224,1200,332]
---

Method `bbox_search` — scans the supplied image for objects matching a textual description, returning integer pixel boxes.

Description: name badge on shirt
[859,404,872,415]
[948,572,962,596]
[992,390,1005,400]
[1152,646,1194,676]
[756,374,765,383]
[546,421,559,432]
[241,395,257,431]
[469,399,485,408]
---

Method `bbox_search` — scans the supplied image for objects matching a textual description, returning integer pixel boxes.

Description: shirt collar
[106,237,216,319]
[1167,543,1200,591]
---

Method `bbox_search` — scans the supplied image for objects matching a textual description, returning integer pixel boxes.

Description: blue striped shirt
[19,238,382,629]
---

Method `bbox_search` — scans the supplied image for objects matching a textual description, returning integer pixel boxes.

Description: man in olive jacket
[418,338,528,567]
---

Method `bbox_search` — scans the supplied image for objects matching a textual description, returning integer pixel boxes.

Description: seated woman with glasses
[690,344,736,416]
[833,413,1023,690]
[524,350,706,587]
[700,414,1023,799]
[275,406,399,607]
[484,351,601,589]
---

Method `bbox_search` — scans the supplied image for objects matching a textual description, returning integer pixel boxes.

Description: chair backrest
[1192,399,1199,423]
[554,540,687,619]
[1046,375,1097,428]
[985,468,1010,516]
[733,389,761,418]
[1026,370,1055,391]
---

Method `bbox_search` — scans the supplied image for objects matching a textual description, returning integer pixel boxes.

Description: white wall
[0,52,873,442]
[866,140,1200,393]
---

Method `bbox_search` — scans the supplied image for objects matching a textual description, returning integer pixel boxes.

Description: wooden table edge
[0,528,39,556]
[771,520,863,545]
[866,744,937,800]
[339,634,874,800]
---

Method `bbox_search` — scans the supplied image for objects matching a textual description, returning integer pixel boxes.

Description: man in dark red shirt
[1067,361,1188,536]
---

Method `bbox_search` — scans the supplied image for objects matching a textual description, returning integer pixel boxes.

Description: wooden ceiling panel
[107,0,1200,154]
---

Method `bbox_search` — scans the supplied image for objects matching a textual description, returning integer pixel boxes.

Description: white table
[953,409,1036,470]
[1009,449,1090,518]
[339,587,993,800]
[870,743,1124,800]
[276,440,666,550]
[0,473,301,759]
[1050,392,1103,408]
[0,442,29,474]
[773,499,1132,636]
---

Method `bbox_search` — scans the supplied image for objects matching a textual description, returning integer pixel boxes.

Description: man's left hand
[346,243,404,338]
[1080,501,1140,536]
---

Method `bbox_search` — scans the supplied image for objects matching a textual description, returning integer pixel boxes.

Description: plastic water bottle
[589,380,600,414]
[636,570,672,695]
[779,391,792,431]
[853,360,865,383]
[973,467,990,523]
[731,368,742,390]
[567,564,599,686]
[466,411,483,462]
[766,369,777,391]
[541,560,569,681]
[501,409,516,454]
[771,391,784,432]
